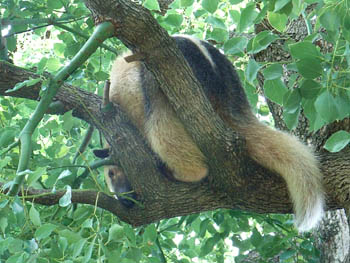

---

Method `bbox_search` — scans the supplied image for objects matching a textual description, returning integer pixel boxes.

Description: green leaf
[62,111,75,131]
[296,58,322,79]
[262,64,283,80]
[143,0,160,11]
[200,236,219,257]
[251,228,263,248]
[283,89,301,113]
[83,236,95,262]
[202,0,218,13]
[258,105,270,116]
[108,224,125,242]
[263,79,288,105]
[73,206,93,221]
[57,169,72,181]
[206,16,227,30]
[245,59,261,84]
[299,79,322,98]
[208,28,228,43]
[6,81,26,93]
[54,43,65,57]
[283,108,300,130]
[47,0,64,9]
[126,247,143,262]
[46,58,61,72]
[314,90,339,123]
[230,0,244,3]
[289,41,321,60]
[238,3,259,32]
[247,31,278,54]
[27,167,46,186]
[223,37,248,55]
[0,217,8,233]
[124,225,136,245]
[199,219,210,237]
[244,81,259,107]
[6,78,41,93]
[95,71,109,81]
[324,130,350,152]
[0,156,11,170]
[6,36,16,52]
[274,0,291,12]
[343,14,350,41]
[73,239,87,259]
[0,127,16,147]
[194,8,207,18]
[8,238,23,253]
[319,8,340,32]
[180,0,194,7]
[229,10,240,24]
[11,198,24,214]
[27,78,41,86]
[144,224,157,243]
[35,223,57,240]
[268,12,288,32]
[58,229,82,244]
[335,94,350,120]
[164,14,183,27]
[280,249,296,260]
[29,206,41,227]
[59,185,72,207]
[37,57,48,74]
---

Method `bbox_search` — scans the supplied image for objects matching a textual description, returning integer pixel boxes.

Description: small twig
[1,16,81,27]
[72,158,114,189]
[73,125,95,164]
[0,140,20,156]
[124,52,146,63]
[102,80,111,107]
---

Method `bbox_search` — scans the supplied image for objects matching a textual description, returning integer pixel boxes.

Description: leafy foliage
[0,0,349,261]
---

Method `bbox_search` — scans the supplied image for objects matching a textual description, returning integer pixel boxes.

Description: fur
[107,35,324,231]
[93,149,135,208]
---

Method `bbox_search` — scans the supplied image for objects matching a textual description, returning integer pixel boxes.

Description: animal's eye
[108,170,114,178]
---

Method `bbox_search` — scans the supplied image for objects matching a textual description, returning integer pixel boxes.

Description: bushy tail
[238,120,325,231]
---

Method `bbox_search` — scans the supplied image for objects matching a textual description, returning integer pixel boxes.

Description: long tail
[237,119,325,231]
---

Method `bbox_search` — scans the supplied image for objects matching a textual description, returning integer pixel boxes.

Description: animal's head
[93,148,135,208]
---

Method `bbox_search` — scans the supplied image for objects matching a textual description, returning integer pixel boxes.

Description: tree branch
[0,58,345,228]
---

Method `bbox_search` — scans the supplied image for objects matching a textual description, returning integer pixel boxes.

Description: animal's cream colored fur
[109,42,324,231]
[104,165,122,194]
[110,52,208,182]
[234,119,324,231]
[110,55,145,130]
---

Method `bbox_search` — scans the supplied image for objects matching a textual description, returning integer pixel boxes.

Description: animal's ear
[93,148,110,159]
